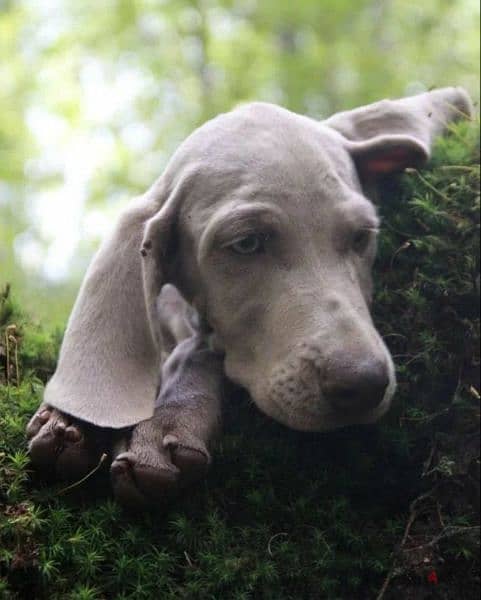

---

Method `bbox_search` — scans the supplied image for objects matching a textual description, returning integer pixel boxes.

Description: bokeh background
[1,0,479,325]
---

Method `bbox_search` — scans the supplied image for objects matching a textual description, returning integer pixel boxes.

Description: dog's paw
[27,405,106,481]
[110,417,210,510]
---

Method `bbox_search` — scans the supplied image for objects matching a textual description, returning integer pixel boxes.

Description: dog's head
[139,88,472,431]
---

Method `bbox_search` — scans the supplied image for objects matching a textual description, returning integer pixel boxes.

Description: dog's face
[157,103,396,431]
[139,90,471,432]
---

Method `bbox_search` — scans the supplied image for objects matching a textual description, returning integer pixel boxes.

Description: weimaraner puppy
[27,87,473,506]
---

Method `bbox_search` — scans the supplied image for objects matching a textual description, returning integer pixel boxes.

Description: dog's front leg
[110,334,224,509]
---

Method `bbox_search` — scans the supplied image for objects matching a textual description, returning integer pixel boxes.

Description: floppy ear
[324,87,474,178]
[44,182,179,428]
[140,188,180,352]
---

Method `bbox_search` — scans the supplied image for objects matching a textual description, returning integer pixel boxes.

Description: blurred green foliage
[0,0,479,323]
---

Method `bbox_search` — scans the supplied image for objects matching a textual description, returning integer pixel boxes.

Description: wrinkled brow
[338,197,381,230]
[198,202,287,262]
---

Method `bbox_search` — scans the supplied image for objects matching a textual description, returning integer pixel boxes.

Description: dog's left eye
[352,229,376,254]
[229,234,266,255]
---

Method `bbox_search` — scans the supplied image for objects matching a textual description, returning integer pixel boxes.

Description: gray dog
[27,87,473,507]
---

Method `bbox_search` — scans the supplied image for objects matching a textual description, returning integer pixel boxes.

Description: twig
[403,353,427,367]
[57,453,109,495]
[436,502,446,529]
[5,328,9,385]
[383,219,414,240]
[432,102,476,145]
[399,407,450,426]
[390,241,412,269]
[376,492,435,600]
[382,333,408,342]
[406,169,451,203]
[267,532,289,557]
[9,335,20,386]
[469,386,480,400]
[5,325,19,387]
[408,526,480,552]
[443,101,476,121]
[422,443,437,478]
[391,352,427,367]
[438,165,478,172]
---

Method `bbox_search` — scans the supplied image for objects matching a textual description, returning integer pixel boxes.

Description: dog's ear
[324,87,473,178]
[43,181,181,428]
[140,189,181,351]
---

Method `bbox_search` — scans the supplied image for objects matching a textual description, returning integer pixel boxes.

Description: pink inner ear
[359,146,423,176]
[356,146,426,177]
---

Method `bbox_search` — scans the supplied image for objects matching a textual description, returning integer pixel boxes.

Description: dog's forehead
[165,103,361,215]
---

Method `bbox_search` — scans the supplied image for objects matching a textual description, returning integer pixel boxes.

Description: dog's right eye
[228,234,266,255]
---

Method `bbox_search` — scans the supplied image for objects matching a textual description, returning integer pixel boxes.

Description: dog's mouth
[251,359,396,432]
[222,331,396,432]
[259,390,393,432]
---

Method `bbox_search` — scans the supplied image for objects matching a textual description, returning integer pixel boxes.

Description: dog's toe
[26,406,53,439]
[133,462,179,499]
[164,436,210,487]
[111,456,151,509]
[111,451,180,509]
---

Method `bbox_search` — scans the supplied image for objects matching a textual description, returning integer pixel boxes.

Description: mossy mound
[1,121,479,600]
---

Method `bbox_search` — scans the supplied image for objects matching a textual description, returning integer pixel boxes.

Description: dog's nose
[324,358,390,412]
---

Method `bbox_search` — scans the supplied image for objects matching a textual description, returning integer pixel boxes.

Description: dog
[27,87,473,506]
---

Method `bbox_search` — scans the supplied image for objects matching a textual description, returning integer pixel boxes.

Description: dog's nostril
[325,360,390,412]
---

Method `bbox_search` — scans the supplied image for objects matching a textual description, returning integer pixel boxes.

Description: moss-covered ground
[1,121,479,599]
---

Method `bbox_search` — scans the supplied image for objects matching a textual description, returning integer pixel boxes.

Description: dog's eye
[229,234,266,255]
[352,229,372,254]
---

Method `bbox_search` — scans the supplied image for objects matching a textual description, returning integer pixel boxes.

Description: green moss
[0,121,479,599]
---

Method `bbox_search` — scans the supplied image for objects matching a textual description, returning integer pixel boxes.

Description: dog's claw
[54,421,66,436]
[26,408,52,439]
[38,409,51,423]
[162,434,179,449]
[65,426,82,443]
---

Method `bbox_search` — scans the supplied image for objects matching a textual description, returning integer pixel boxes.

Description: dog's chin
[251,392,393,433]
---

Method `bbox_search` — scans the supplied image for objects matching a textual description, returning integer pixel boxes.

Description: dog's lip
[266,391,390,432]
